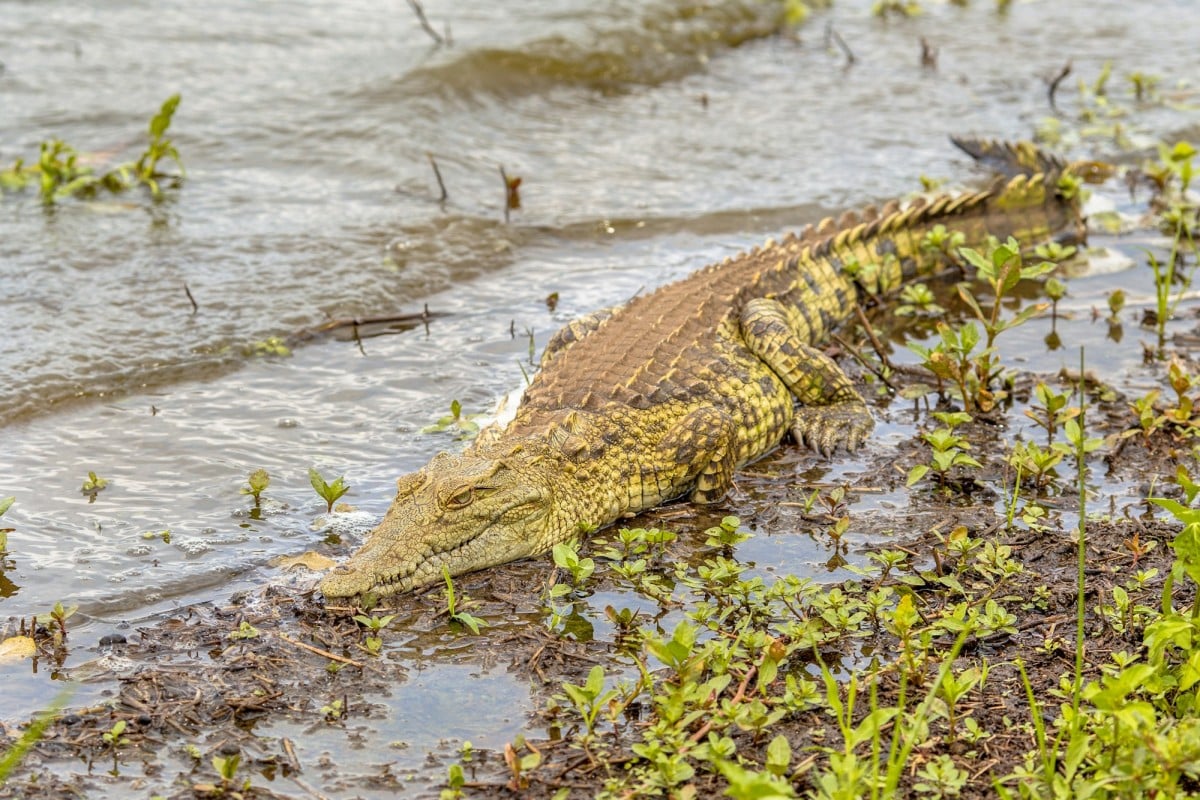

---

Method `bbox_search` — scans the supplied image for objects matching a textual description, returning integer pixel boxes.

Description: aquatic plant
[0,94,183,204]
[308,467,349,514]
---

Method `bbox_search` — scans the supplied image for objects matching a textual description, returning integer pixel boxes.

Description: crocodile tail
[799,166,1085,297]
[951,136,1069,179]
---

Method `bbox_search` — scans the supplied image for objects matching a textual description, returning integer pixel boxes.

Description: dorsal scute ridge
[724,149,1073,290]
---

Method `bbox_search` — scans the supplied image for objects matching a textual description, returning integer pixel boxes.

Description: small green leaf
[765,734,791,776]
[149,94,181,140]
[453,612,486,635]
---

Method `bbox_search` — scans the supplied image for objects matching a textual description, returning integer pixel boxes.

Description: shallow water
[2,0,1199,778]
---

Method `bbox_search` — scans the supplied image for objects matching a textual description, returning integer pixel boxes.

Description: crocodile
[320,139,1085,599]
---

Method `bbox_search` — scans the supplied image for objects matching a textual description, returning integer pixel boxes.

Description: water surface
[2,0,1199,774]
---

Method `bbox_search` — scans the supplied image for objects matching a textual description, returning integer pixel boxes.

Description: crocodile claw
[791,402,874,456]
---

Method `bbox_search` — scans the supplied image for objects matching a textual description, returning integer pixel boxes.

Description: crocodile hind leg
[657,406,738,504]
[740,298,874,456]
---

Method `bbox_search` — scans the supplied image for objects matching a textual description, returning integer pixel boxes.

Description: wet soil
[2,374,1196,799]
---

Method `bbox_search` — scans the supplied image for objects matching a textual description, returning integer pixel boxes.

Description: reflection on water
[1,0,1198,769]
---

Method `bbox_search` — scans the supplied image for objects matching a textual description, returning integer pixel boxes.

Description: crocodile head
[319,443,566,599]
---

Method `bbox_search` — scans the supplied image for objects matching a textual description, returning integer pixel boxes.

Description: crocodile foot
[791,402,874,457]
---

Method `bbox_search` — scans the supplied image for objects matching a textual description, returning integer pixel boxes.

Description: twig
[852,301,892,369]
[1047,59,1072,112]
[500,166,512,223]
[276,633,364,668]
[831,332,898,393]
[427,153,447,203]
[824,22,856,66]
[920,37,937,70]
[684,663,757,747]
[404,0,445,46]
[184,283,198,315]
[290,307,445,342]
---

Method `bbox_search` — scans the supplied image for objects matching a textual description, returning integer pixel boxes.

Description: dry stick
[293,306,441,340]
[499,165,511,223]
[683,662,757,747]
[184,282,199,314]
[276,633,364,668]
[920,37,937,70]
[825,22,856,66]
[835,301,900,391]
[427,152,447,203]
[851,301,891,368]
[1047,59,1072,112]
[351,322,367,357]
[831,332,898,393]
[405,0,444,46]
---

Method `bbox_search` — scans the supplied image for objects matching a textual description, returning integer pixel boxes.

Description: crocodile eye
[444,486,474,509]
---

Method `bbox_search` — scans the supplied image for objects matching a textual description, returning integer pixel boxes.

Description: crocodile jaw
[319,450,556,599]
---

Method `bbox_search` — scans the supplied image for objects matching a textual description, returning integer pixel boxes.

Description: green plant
[559,665,619,741]
[228,621,260,640]
[442,566,487,634]
[1129,71,1161,102]
[309,467,349,513]
[240,468,270,506]
[212,752,240,784]
[0,95,183,204]
[421,399,483,438]
[0,496,13,547]
[320,699,344,720]
[911,236,1053,412]
[552,539,595,589]
[135,93,184,199]
[1024,382,1077,446]
[0,690,73,781]
[909,322,985,413]
[102,719,127,748]
[907,411,981,491]
[872,0,921,16]
[895,282,946,317]
[81,471,108,495]
[920,224,966,265]
[1157,140,1196,196]
[1107,288,1126,320]
[954,237,1055,408]
[935,665,983,742]
[1043,276,1066,321]
[442,762,466,800]
[1007,440,1064,492]
[246,336,291,357]
[35,140,98,203]
[704,515,750,553]
[503,735,542,792]
[41,601,78,642]
[353,613,396,655]
[913,754,969,798]
[1146,210,1198,354]
[1033,241,1076,264]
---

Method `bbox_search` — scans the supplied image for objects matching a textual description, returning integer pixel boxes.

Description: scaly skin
[320,140,1086,598]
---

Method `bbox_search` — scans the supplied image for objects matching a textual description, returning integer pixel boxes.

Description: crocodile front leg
[739,298,873,456]
[657,406,738,504]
